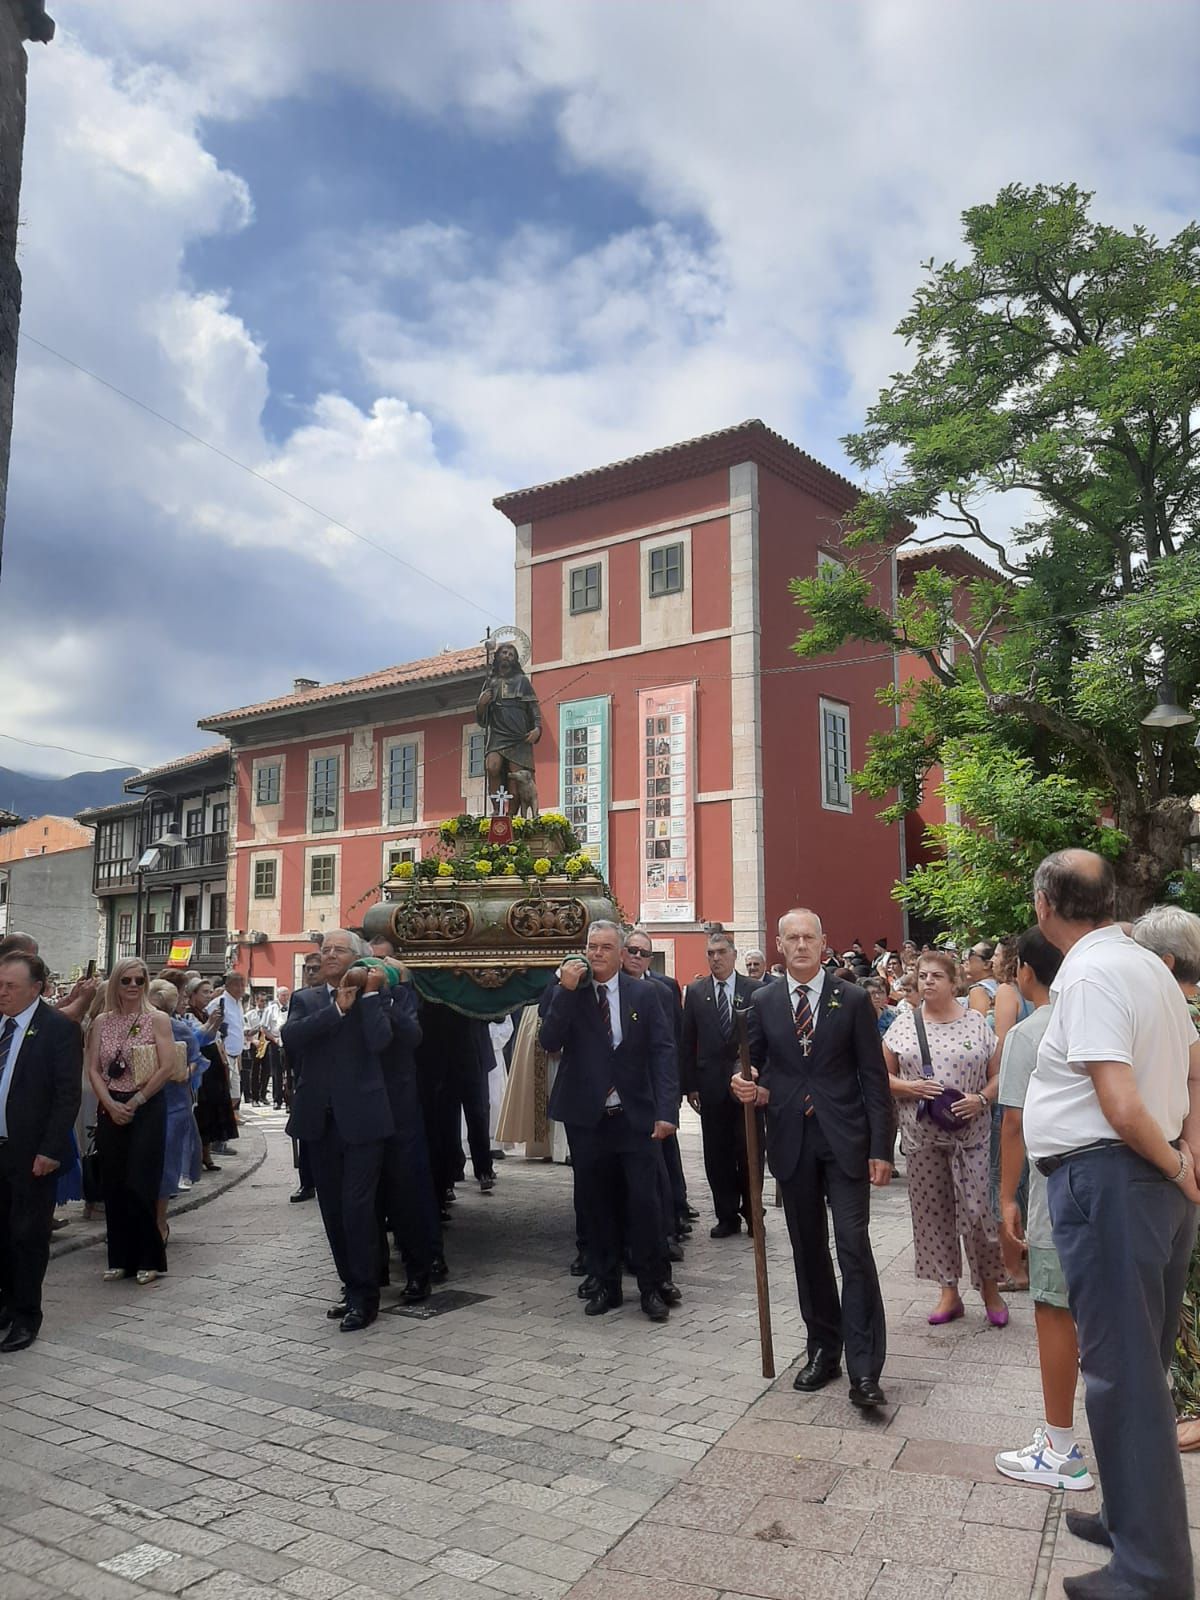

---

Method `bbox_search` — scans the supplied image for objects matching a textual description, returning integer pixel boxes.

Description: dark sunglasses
[120,976,147,987]
[626,947,652,958]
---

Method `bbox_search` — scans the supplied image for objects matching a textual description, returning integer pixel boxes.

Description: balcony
[146,833,228,876]
[143,928,229,968]
[95,857,137,892]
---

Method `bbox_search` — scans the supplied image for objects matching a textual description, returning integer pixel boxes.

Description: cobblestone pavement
[2,1110,1197,1600]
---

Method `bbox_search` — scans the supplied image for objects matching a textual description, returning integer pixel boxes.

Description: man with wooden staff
[731,907,894,1408]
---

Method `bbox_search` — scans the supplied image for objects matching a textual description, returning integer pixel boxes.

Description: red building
[199,652,490,991]
[201,420,911,992]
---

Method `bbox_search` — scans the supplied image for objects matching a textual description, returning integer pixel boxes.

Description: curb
[49,1124,270,1261]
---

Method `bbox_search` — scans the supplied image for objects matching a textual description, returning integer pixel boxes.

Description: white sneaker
[995,1425,1094,1490]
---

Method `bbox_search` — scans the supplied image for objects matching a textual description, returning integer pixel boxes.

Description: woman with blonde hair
[85,957,176,1283]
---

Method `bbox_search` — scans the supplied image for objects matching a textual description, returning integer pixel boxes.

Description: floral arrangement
[388,812,604,889]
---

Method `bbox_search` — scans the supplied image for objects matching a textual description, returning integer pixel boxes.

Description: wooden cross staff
[735,1007,775,1379]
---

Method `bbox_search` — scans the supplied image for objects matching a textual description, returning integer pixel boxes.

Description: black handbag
[80,1126,103,1204]
[912,1009,966,1134]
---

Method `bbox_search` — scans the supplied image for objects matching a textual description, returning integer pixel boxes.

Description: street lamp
[132,788,186,960]
[1141,673,1195,730]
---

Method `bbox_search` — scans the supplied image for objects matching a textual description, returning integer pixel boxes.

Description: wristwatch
[1169,1146,1190,1185]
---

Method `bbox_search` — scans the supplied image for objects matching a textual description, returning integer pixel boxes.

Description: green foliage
[897,742,1123,940]
[793,183,1200,919]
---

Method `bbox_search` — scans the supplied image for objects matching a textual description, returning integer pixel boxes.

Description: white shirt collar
[595,972,620,995]
[786,969,826,1002]
[4,998,40,1032]
[1049,923,1127,996]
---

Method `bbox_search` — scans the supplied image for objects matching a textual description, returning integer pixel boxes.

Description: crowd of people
[0,845,1198,1598]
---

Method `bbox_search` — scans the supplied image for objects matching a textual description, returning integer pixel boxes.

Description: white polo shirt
[1023,924,1197,1159]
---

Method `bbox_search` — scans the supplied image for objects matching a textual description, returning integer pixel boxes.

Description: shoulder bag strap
[911,1006,935,1078]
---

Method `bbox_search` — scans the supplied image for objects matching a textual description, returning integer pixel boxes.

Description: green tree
[794,184,1200,923]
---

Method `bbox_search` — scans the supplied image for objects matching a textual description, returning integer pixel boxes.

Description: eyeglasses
[119,976,146,987]
[626,947,652,959]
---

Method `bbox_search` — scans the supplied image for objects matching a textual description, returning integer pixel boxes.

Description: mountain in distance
[0,766,140,821]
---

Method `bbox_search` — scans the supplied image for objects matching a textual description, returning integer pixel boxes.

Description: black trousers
[1050,1145,1197,1599]
[0,1143,58,1328]
[309,1125,385,1310]
[700,1095,764,1226]
[441,1057,494,1182]
[379,1070,441,1275]
[661,1127,688,1217]
[568,1114,662,1293]
[96,1091,167,1275]
[778,1115,885,1384]
[265,1043,285,1107]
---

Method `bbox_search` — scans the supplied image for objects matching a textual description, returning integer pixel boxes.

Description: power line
[17,330,506,625]
[0,732,145,768]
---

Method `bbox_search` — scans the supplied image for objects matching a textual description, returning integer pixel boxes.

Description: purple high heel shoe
[928,1299,964,1326]
[985,1304,1010,1328]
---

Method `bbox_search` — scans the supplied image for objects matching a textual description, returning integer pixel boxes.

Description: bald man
[733,908,893,1408]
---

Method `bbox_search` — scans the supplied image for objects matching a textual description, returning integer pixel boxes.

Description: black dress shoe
[848,1378,886,1409]
[443,1186,457,1204]
[569,1253,587,1276]
[479,1173,496,1193]
[430,1255,449,1283]
[674,1217,693,1235]
[657,1281,682,1307]
[577,1274,600,1300]
[710,1219,741,1239]
[339,1305,377,1332]
[584,1284,622,1316]
[683,1204,700,1220]
[640,1289,670,1323]
[289,1186,315,1203]
[439,1207,453,1223]
[792,1353,842,1391]
[667,1241,685,1263]
[0,1323,36,1353]
[0,1304,12,1332]
[403,1276,431,1304]
[1064,1511,1112,1549]
[326,1300,349,1320]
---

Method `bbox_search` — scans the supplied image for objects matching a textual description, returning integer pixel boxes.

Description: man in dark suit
[376,974,444,1302]
[541,921,679,1323]
[0,952,82,1352]
[682,931,762,1238]
[622,931,695,1236]
[732,907,894,1408]
[283,930,394,1331]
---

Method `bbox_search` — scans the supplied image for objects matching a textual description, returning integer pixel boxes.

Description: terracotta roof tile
[897,545,1008,584]
[123,745,230,791]
[493,418,860,522]
[200,645,488,729]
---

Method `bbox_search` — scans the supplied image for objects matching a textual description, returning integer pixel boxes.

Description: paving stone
[735,1494,870,1553]
[602,1522,881,1599]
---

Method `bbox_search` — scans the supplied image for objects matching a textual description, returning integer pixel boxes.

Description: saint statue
[476,640,542,817]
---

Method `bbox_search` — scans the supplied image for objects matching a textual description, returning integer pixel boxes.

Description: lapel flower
[630,1011,638,1023]
[25,1026,38,1040]
[825,990,841,1012]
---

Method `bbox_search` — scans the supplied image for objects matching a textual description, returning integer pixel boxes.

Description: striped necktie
[715,980,732,1040]
[0,1017,18,1136]
[596,983,613,1047]
[793,987,816,1117]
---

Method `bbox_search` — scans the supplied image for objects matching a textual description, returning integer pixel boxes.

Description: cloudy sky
[3,1,1197,775]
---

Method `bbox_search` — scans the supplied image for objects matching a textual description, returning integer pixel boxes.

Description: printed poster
[638,683,695,922]
[559,695,610,880]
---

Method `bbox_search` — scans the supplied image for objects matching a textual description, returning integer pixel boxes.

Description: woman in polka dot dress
[883,950,1009,1327]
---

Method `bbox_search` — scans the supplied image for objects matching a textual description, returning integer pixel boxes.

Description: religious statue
[476,639,542,817]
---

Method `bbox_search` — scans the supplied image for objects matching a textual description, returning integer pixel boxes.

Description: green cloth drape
[408,966,554,1021]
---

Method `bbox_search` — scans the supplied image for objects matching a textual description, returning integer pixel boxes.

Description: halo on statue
[484,625,532,672]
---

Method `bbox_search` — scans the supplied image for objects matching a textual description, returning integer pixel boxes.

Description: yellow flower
[511,815,527,832]
[478,818,491,835]
[533,858,551,876]
[437,861,454,877]
[476,859,492,875]
[564,855,585,876]
[391,860,415,879]
[539,812,569,829]
[443,818,460,836]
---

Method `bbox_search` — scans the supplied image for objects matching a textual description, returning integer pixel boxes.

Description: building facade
[0,813,93,955]
[77,746,233,975]
[495,420,906,979]
[199,651,489,992]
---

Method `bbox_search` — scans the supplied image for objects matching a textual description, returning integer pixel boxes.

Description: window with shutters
[568,563,602,614]
[819,698,852,813]
[386,741,418,824]
[311,755,340,833]
[467,730,486,780]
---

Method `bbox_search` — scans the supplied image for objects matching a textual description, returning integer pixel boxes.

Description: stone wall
[5,843,96,974]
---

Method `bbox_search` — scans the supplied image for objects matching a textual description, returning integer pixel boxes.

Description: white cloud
[4,2,1198,776]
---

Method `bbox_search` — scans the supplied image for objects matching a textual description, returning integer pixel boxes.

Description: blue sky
[2,0,1198,774]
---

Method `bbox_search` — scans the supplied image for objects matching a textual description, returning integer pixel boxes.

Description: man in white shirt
[207,971,246,1147]
[1024,850,1200,1600]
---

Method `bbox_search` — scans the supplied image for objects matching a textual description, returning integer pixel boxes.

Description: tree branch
[985,691,1139,811]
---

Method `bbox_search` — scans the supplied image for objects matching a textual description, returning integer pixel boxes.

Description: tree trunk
[1113,796,1195,917]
